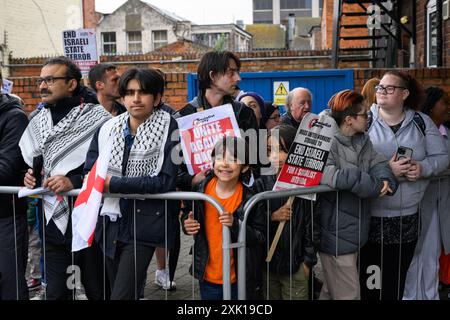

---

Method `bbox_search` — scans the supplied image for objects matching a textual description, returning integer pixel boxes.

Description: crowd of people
[0,50,449,301]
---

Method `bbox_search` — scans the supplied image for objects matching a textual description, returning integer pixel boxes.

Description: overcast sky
[95,0,254,25]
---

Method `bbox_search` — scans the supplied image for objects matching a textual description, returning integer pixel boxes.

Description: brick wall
[416,0,427,67]
[353,68,450,94]
[322,0,369,50]
[443,11,450,67]
[415,0,450,68]
[82,0,101,29]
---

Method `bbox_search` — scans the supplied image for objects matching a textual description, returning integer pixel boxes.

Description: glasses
[36,76,69,86]
[352,112,369,119]
[375,85,406,94]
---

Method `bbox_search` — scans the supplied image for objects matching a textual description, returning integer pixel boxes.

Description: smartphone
[395,146,413,162]
[32,156,43,188]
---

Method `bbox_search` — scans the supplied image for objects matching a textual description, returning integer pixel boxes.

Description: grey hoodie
[317,110,398,254]
[368,104,449,218]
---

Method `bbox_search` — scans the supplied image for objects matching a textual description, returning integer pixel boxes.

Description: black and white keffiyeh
[19,103,111,235]
[98,108,171,221]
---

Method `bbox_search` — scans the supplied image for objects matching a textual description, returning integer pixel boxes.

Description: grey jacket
[419,125,450,254]
[368,105,449,218]
[318,110,398,255]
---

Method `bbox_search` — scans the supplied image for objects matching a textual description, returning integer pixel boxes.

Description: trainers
[27,278,41,291]
[30,284,46,300]
[154,269,176,290]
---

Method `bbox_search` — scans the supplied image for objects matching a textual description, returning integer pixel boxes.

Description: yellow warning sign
[275,82,288,95]
[273,81,289,106]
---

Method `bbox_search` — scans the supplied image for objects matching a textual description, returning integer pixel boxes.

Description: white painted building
[0,0,83,73]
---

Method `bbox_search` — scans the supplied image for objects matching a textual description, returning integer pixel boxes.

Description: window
[102,32,116,55]
[280,0,312,10]
[427,0,438,67]
[127,31,142,54]
[253,0,272,10]
[152,30,168,50]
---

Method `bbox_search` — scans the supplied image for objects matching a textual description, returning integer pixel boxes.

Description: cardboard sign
[176,104,241,175]
[1,78,13,94]
[62,29,98,77]
[273,112,336,200]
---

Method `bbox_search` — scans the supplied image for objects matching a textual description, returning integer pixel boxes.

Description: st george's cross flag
[71,139,112,252]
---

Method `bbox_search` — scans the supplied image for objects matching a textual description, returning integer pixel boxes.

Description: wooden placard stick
[266,196,295,263]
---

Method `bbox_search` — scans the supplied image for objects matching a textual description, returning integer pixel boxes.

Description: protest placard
[266,111,337,262]
[62,29,98,77]
[176,104,241,175]
[273,112,337,200]
[1,78,13,94]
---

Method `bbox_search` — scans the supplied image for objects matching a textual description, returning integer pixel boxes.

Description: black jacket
[180,174,266,299]
[0,94,28,218]
[30,93,95,245]
[173,93,259,191]
[252,175,320,275]
[280,112,300,130]
[84,115,180,258]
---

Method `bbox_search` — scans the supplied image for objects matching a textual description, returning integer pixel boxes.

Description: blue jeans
[199,281,238,300]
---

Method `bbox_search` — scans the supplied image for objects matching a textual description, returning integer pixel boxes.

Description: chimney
[287,13,295,49]
[82,0,100,29]
[236,20,244,29]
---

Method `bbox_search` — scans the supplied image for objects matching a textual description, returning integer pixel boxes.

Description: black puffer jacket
[181,174,266,299]
[252,175,320,275]
[0,94,28,218]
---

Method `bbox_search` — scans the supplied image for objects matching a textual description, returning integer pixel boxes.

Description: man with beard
[20,56,111,300]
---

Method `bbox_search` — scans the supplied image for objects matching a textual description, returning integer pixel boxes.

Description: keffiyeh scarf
[98,108,171,221]
[19,103,111,235]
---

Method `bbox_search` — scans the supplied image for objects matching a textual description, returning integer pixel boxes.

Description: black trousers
[107,242,155,300]
[359,240,417,300]
[0,214,28,300]
[44,240,106,300]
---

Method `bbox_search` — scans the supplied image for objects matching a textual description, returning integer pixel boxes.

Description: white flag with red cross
[71,139,112,252]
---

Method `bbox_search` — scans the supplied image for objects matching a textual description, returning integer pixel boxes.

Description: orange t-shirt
[203,177,243,284]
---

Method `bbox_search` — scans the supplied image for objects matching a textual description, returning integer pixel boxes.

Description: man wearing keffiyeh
[20,57,111,300]
[83,68,179,300]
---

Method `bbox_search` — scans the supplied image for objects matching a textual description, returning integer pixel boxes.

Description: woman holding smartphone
[360,71,449,300]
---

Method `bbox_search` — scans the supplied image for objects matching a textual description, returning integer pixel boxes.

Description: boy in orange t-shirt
[182,137,266,300]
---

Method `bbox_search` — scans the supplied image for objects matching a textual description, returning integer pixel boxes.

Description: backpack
[367,110,426,137]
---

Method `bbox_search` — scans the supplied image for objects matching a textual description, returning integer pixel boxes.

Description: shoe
[154,269,175,290]
[27,278,41,291]
[30,284,46,300]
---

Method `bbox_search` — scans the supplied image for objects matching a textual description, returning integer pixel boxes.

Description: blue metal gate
[187,69,354,115]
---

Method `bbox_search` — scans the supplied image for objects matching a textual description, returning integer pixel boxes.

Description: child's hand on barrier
[271,201,292,222]
[379,180,393,197]
[219,211,234,227]
[184,211,200,235]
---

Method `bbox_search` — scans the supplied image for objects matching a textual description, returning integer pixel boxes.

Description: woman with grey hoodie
[317,90,397,300]
[360,71,449,300]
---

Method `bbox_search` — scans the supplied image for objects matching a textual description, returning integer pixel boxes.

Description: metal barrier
[2,171,450,300]
[236,171,450,300]
[0,187,232,300]
[237,185,333,300]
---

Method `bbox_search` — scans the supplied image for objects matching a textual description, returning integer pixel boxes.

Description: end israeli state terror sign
[62,29,98,77]
[176,104,241,175]
[274,112,337,200]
